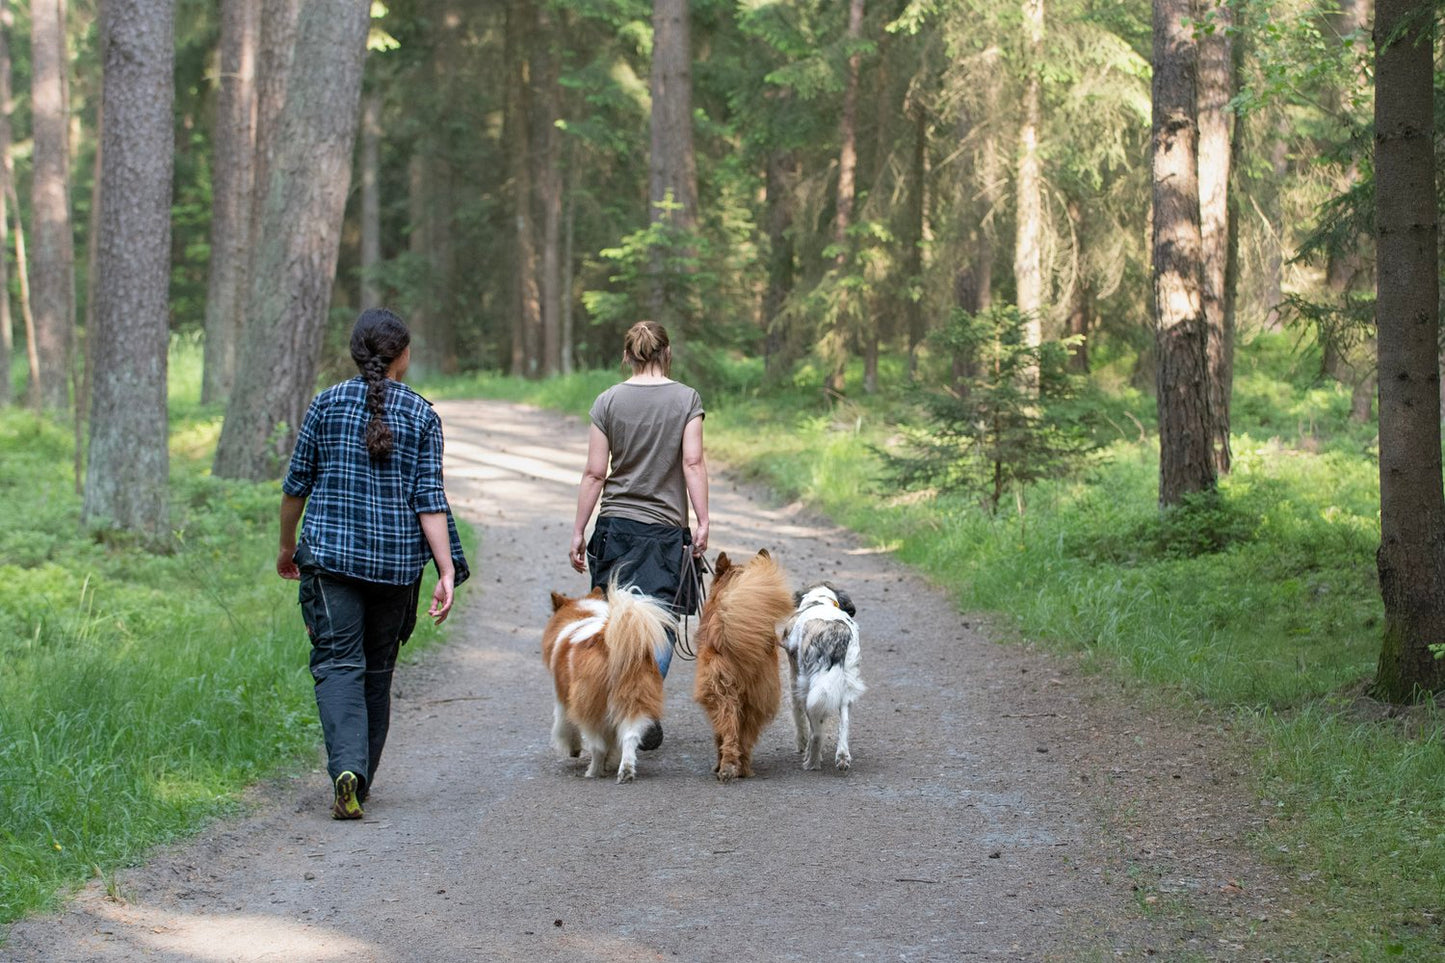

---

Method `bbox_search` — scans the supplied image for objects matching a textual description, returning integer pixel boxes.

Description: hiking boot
[332,771,363,820]
[640,720,663,751]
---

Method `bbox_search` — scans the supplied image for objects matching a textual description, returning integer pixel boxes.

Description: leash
[670,549,712,662]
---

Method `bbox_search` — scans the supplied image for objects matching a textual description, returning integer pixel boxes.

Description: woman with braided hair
[278,308,469,819]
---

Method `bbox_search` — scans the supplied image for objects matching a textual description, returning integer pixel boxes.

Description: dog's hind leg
[552,703,582,759]
[789,683,810,755]
[834,702,853,773]
[613,717,649,783]
[803,704,827,771]
[580,728,610,778]
[786,657,809,754]
[709,702,744,783]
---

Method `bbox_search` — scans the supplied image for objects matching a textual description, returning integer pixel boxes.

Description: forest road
[4,400,1291,962]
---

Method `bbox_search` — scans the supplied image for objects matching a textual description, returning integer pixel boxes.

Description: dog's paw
[835,753,852,773]
[616,764,636,784]
[802,758,822,771]
[716,763,738,783]
[794,738,808,754]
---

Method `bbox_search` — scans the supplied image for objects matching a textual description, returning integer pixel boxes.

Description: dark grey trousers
[296,544,419,797]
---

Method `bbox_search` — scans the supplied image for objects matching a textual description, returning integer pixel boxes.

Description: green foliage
[884,305,1101,512]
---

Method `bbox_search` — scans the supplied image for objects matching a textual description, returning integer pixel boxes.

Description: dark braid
[349,308,411,460]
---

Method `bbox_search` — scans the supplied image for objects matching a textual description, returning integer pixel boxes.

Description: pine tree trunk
[1065,201,1090,374]
[1015,0,1045,364]
[1373,0,1445,700]
[1197,0,1233,474]
[359,88,381,307]
[647,0,699,331]
[506,0,541,377]
[8,179,36,408]
[537,5,563,377]
[0,0,13,407]
[29,0,74,415]
[825,0,864,395]
[82,0,173,534]
[762,147,797,379]
[201,0,257,405]
[212,0,369,481]
[905,101,927,382]
[1151,0,1216,507]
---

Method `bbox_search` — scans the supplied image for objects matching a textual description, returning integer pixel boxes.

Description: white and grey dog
[782,583,865,772]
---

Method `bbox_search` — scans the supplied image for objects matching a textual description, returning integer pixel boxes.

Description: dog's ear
[834,587,856,617]
[549,591,569,612]
[757,547,771,559]
[793,588,804,608]
[714,552,732,576]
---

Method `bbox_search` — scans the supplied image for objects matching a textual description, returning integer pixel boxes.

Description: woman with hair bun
[570,320,710,751]
[278,308,469,819]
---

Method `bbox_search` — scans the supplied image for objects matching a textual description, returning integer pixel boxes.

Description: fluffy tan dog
[692,550,794,782]
[542,583,676,783]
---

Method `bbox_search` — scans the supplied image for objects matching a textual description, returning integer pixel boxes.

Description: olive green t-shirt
[590,381,705,528]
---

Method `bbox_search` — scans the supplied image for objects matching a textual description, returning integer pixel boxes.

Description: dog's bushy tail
[604,582,675,717]
[709,552,794,654]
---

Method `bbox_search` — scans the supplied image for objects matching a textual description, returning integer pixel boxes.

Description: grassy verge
[0,341,467,930]
[448,338,1442,959]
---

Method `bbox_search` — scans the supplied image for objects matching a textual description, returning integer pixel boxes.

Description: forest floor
[4,400,1310,962]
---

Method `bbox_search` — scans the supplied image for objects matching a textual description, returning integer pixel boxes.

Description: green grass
[0,339,468,930]
[443,336,1442,959]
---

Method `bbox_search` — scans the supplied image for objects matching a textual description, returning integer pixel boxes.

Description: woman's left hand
[569,532,588,573]
[429,573,455,624]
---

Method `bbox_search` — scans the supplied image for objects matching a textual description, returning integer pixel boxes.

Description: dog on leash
[693,549,795,782]
[782,583,865,772]
[541,582,677,783]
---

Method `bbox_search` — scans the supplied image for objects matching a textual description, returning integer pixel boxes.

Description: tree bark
[762,147,798,379]
[1196,0,1233,474]
[0,0,13,407]
[359,88,381,307]
[647,0,699,331]
[825,0,864,395]
[83,0,173,534]
[1015,0,1045,365]
[1065,200,1090,374]
[905,100,927,382]
[506,0,540,377]
[1151,0,1216,507]
[201,0,258,404]
[8,177,36,409]
[537,4,563,377]
[29,0,74,415]
[407,7,461,377]
[212,0,369,481]
[1373,0,1445,700]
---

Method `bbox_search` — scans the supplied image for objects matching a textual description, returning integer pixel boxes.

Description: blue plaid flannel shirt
[283,377,469,586]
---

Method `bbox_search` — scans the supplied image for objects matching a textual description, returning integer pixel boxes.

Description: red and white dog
[542,583,677,783]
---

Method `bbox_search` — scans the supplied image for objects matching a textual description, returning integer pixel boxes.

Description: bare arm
[682,414,709,555]
[277,493,307,580]
[570,423,610,572]
[419,511,456,624]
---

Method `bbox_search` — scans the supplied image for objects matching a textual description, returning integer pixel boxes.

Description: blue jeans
[296,544,419,795]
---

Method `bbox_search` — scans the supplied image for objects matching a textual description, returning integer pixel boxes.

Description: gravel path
[4,400,1294,962]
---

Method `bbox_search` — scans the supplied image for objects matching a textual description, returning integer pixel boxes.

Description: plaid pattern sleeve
[283,378,467,586]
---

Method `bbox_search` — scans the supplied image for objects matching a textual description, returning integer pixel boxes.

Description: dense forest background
[0,0,1441,694]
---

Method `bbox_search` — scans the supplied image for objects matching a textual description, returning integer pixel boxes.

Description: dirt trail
[4,400,1292,962]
